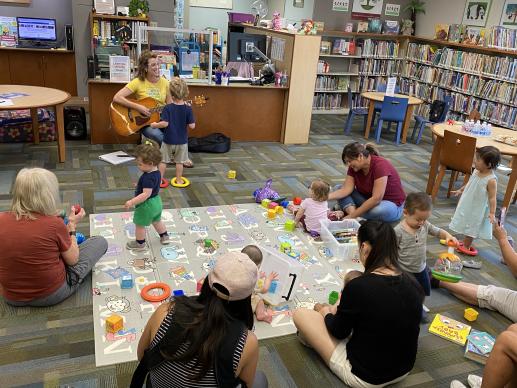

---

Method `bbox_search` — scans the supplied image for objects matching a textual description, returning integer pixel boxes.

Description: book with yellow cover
[429,314,471,345]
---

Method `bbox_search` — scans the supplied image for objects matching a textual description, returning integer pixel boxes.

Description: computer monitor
[17,17,57,43]
[227,32,267,62]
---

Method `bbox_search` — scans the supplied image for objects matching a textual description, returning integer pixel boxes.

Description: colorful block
[267,209,276,219]
[268,202,278,209]
[173,289,185,297]
[329,291,339,305]
[280,242,291,253]
[227,170,236,179]
[261,199,271,208]
[293,197,302,205]
[106,314,123,334]
[284,219,296,232]
[204,239,212,248]
[120,274,133,289]
[275,205,284,214]
[464,307,479,322]
[280,200,289,208]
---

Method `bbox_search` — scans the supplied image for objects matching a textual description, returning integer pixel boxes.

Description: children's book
[464,341,489,364]
[98,150,135,165]
[428,314,471,345]
[463,27,485,46]
[467,330,495,354]
[383,20,400,35]
[435,24,450,41]
[448,24,464,43]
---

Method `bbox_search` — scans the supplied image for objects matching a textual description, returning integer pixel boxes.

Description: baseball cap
[208,252,258,301]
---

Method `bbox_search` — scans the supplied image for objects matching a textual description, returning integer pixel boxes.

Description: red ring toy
[160,178,169,188]
[141,282,171,302]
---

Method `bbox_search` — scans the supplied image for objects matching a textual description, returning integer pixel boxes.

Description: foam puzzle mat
[90,203,363,367]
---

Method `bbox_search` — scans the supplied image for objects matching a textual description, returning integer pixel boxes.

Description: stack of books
[464,330,495,364]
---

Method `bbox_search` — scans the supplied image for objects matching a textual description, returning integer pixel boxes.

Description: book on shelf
[448,24,464,43]
[463,27,486,46]
[428,314,471,345]
[357,21,369,33]
[320,41,332,55]
[383,20,400,35]
[435,24,450,41]
[331,39,355,55]
[368,19,382,33]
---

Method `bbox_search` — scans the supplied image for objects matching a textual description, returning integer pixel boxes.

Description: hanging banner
[352,0,384,19]
[385,3,400,17]
[332,0,349,12]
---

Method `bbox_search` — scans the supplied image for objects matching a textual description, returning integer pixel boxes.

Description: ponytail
[342,142,379,164]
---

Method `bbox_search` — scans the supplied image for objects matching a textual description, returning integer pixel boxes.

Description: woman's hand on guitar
[137,106,151,117]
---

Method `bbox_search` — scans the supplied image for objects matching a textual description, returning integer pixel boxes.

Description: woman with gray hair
[0,168,108,307]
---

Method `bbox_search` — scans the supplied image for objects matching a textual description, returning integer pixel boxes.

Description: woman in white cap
[132,251,268,388]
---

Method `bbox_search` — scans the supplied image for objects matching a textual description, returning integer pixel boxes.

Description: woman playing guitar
[112,50,194,168]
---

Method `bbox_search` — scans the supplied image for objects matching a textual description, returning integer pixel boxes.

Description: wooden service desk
[427,123,517,210]
[88,79,288,144]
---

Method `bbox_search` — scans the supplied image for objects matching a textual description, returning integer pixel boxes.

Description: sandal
[462,259,482,269]
[183,159,194,168]
[456,242,478,256]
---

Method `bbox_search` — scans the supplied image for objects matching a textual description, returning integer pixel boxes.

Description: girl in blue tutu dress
[449,146,500,256]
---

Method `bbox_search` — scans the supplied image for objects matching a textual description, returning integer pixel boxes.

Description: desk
[88,79,288,144]
[361,92,423,144]
[0,85,70,162]
[426,123,517,210]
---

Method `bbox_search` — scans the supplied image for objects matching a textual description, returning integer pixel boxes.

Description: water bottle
[487,123,492,136]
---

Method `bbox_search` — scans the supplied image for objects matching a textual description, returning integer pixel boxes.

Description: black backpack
[188,133,231,153]
[429,100,446,123]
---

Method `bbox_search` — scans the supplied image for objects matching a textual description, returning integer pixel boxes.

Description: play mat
[90,203,362,367]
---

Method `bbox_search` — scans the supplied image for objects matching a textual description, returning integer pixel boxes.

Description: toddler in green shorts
[124,141,170,251]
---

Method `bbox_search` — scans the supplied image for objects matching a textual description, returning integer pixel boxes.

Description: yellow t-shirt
[125,77,169,103]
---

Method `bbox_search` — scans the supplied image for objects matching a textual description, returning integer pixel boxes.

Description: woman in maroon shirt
[0,168,107,306]
[328,142,406,223]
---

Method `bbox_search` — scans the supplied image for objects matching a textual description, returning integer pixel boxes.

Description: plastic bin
[228,12,255,23]
[320,219,361,260]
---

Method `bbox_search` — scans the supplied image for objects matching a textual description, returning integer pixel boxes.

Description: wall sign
[352,0,384,19]
[385,3,400,17]
[332,0,349,12]
[500,0,517,28]
[462,0,492,27]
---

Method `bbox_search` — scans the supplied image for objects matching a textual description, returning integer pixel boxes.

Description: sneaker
[126,240,146,251]
[421,310,431,324]
[450,381,467,388]
[462,259,482,269]
[467,374,482,388]
[160,234,170,245]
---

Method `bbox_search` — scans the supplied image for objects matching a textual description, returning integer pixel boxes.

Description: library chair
[430,130,477,202]
[373,83,401,130]
[344,86,369,135]
[411,95,452,144]
[373,96,408,145]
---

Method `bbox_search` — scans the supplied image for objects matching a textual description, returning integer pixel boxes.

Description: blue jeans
[141,125,164,146]
[336,187,403,223]
[412,265,431,296]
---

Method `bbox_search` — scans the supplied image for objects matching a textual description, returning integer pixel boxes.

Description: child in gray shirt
[395,192,457,296]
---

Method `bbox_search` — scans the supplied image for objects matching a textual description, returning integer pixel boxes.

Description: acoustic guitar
[110,95,208,137]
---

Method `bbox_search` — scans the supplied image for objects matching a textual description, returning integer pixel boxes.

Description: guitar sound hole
[135,116,150,126]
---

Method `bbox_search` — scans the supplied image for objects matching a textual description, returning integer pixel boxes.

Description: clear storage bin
[320,219,361,260]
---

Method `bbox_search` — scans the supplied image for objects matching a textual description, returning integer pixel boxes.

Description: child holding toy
[241,245,278,323]
[449,146,500,256]
[125,141,170,251]
[395,192,457,298]
[150,77,195,188]
[293,179,331,236]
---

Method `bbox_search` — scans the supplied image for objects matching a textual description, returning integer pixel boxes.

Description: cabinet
[0,48,77,95]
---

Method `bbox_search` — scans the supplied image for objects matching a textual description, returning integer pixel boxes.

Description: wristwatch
[69,231,76,236]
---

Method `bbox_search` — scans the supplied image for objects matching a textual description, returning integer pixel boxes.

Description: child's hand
[267,271,279,282]
[124,200,133,210]
[150,122,159,128]
[447,236,459,246]
[489,213,496,224]
[450,190,462,197]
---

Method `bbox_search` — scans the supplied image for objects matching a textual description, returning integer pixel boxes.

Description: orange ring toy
[141,282,171,302]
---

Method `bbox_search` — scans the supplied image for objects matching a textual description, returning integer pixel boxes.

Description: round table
[0,85,70,162]
[426,123,517,210]
[361,91,423,144]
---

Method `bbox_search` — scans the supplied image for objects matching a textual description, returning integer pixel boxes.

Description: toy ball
[76,232,86,244]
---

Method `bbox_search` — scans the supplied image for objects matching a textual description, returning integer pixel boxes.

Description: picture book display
[428,313,471,345]
[435,24,450,41]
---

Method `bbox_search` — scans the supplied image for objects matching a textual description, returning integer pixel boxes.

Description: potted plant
[129,0,149,18]
[403,0,425,35]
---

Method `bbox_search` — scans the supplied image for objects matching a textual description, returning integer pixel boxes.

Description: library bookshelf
[314,32,517,130]
[313,32,406,115]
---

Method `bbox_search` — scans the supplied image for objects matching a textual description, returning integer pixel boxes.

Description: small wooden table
[427,123,517,210]
[0,85,70,162]
[361,91,423,144]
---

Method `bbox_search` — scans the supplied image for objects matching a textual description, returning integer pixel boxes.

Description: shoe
[450,381,467,388]
[160,234,170,245]
[467,374,482,388]
[126,240,146,251]
[183,159,194,168]
[421,310,431,324]
[462,259,482,269]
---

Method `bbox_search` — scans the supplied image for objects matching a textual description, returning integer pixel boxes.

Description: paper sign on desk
[386,77,397,96]
[109,56,130,83]
[0,99,14,107]
[0,92,28,99]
